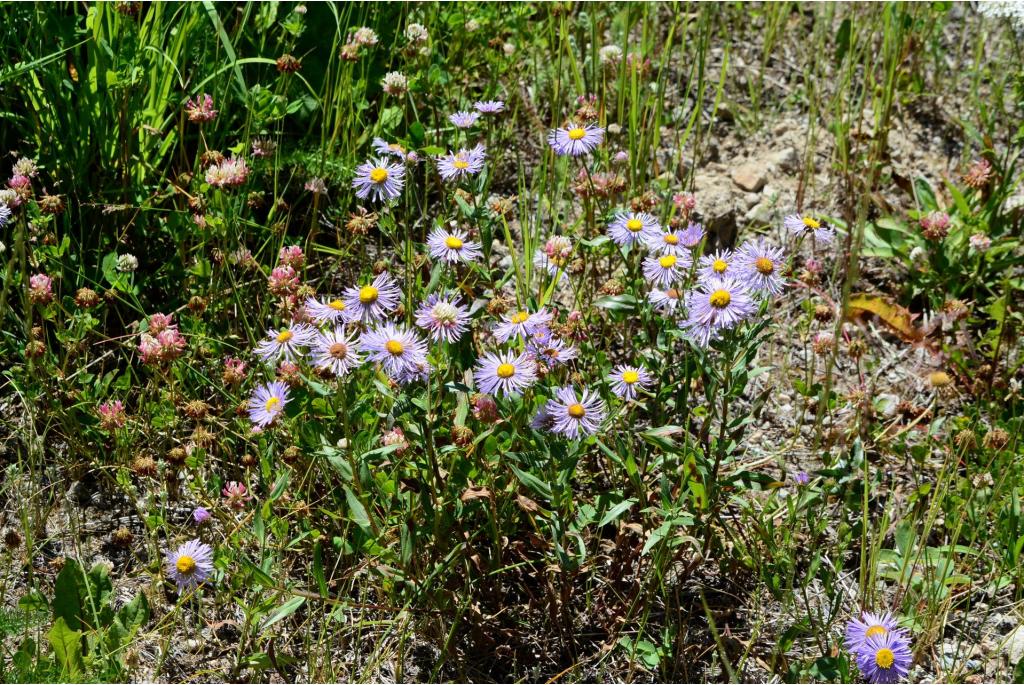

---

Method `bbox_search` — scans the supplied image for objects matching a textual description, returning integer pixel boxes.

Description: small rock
[745,201,773,224]
[730,163,767,192]
[1002,625,1024,664]
[743,193,760,210]
[771,147,799,173]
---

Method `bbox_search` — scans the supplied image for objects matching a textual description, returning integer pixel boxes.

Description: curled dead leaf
[847,294,924,342]
[460,485,492,503]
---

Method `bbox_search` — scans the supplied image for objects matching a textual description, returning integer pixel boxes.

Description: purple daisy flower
[371,137,410,159]
[548,122,604,156]
[437,144,486,182]
[608,211,661,246]
[735,239,786,296]
[392,359,432,385]
[645,228,693,256]
[449,110,480,128]
[362,323,429,381]
[696,249,736,282]
[352,157,405,203]
[608,364,653,401]
[415,293,471,343]
[546,386,606,439]
[793,471,810,485]
[247,381,290,427]
[528,335,578,367]
[474,100,505,114]
[533,235,573,280]
[678,222,706,249]
[313,327,363,377]
[254,323,317,363]
[648,286,683,314]
[427,227,483,264]
[305,296,349,325]
[784,213,834,243]
[342,272,402,324]
[855,631,913,684]
[165,538,214,592]
[493,308,554,343]
[192,507,210,525]
[845,611,905,652]
[642,253,690,287]
[474,351,537,397]
[681,276,757,347]
[530,402,556,431]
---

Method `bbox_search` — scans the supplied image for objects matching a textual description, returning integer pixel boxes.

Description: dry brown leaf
[847,294,924,342]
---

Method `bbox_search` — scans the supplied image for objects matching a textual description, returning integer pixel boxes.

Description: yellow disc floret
[622,370,640,384]
[445,236,464,249]
[875,648,895,669]
[359,286,379,304]
[369,167,389,183]
[176,555,196,574]
[276,330,294,343]
[659,255,677,269]
[567,403,586,418]
[496,363,516,378]
[385,340,404,355]
[709,289,731,308]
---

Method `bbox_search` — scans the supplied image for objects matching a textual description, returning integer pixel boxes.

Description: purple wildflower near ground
[546,386,606,439]
[362,324,429,381]
[696,249,736,282]
[681,276,757,347]
[247,381,290,427]
[784,213,834,243]
[312,327,363,377]
[678,222,706,248]
[305,296,349,324]
[165,538,214,592]
[427,227,483,264]
[474,351,537,396]
[608,211,661,246]
[474,100,505,113]
[449,110,480,128]
[642,253,690,287]
[493,308,554,343]
[415,293,471,343]
[352,157,405,202]
[547,122,604,156]
[845,611,905,652]
[254,323,317,363]
[341,272,402,324]
[437,145,486,182]
[608,365,653,401]
[855,631,913,684]
[735,239,786,296]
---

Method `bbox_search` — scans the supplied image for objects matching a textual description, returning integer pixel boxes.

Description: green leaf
[52,559,84,632]
[594,294,637,311]
[48,618,84,678]
[344,487,373,534]
[598,498,637,528]
[260,596,305,633]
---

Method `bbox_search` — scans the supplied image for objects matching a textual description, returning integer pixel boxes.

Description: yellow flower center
[929,371,951,388]
[276,330,294,343]
[176,555,197,574]
[388,143,406,153]
[622,370,640,384]
[755,257,774,275]
[865,625,888,638]
[712,258,728,273]
[709,289,731,308]
[510,311,529,324]
[496,363,516,378]
[369,167,388,184]
[265,397,281,412]
[567,403,586,418]
[453,159,470,169]
[567,127,586,140]
[328,299,345,311]
[445,236,464,249]
[658,255,677,269]
[875,648,895,670]
[663,233,679,245]
[329,342,348,359]
[385,340,404,355]
[802,216,821,229]
[626,218,644,232]
[359,286,379,304]
[666,288,680,299]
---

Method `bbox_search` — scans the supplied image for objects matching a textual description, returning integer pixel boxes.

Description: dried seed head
[240,453,258,468]
[954,429,977,451]
[187,296,207,314]
[3,528,22,550]
[276,53,302,73]
[111,527,134,548]
[813,304,834,323]
[166,446,188,466]
[486,294,510,317]
[132,455,158,477]
[39,193,65,215]
[452,425,474,446]
[75,287,100,308]
[281,445,302,465]
[928,371,952,389]
[599,278,625,296]
[183,400,209,420]
[984,427,1009,451]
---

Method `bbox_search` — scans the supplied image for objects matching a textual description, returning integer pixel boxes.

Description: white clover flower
[117,253,139,273]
